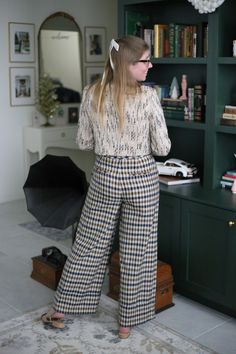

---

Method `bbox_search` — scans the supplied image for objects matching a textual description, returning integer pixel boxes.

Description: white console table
[23,125,78,172]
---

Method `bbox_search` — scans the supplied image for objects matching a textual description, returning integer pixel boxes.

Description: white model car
[156,158,198,178]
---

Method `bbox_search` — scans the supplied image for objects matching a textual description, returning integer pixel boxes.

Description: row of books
[143,22,208,58]
[158,84,205,122]
[221,105,236,126]
[220,169,236,190]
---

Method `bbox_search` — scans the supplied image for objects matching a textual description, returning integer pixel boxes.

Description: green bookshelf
[118,0,236,318]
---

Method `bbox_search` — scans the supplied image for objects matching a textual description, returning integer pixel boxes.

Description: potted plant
[36,74,60,126]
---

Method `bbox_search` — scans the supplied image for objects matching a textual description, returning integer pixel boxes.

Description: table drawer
[44,126,77,143]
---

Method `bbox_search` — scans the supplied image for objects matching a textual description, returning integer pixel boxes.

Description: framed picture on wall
[8,22,35,62]
[9,67,35,106]
[84,26,107,62]
[68,106,79,124]
[85,66,104,85]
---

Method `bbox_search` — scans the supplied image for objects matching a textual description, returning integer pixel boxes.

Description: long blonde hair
[90,36,149,130]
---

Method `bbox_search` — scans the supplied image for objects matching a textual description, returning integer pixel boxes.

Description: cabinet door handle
[228,221,235,227]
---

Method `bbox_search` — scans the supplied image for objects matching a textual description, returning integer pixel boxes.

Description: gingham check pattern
[54,155,159,327]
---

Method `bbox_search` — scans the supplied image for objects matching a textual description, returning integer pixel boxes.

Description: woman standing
[42,35,171,339]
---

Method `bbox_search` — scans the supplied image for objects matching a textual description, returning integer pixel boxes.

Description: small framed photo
[85,26,107,62]
[85,66,104,85]
[9,67,35,106]
[68,106,79,124]
[8,22,35,62]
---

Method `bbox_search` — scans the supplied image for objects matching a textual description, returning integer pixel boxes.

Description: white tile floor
[0,198,236,354]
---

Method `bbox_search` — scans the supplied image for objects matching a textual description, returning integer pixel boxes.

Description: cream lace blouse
[76,85,171,157]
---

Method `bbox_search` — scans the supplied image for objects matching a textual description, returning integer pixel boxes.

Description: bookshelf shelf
[217,57,236,65]
[216,125,236,134]
[166,119,205,130]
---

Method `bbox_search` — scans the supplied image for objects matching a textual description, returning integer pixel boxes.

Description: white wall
[0,0,117,203]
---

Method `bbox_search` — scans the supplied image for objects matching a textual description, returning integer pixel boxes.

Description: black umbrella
[23,154,88,230]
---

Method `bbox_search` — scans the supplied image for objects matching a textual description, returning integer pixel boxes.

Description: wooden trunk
[31,256,64,290]
[107,251,174,312]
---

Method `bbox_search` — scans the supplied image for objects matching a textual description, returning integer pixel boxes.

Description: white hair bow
[109,39,119,70]
[101,39,119,85]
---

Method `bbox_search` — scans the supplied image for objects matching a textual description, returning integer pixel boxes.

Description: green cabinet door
[158,193,181,282]
[180,200,236,315]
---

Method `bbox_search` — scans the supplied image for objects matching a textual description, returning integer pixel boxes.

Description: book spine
[220,181,233,189]
[153,24,159,57]
[159,26,164,57]
[222,113,236,119]
[194,84,204,121]
[163,26,169,57]
[222,176,236,181]
[188,87,194,120]
[163,110,185,120]
[226,170,236,176]
[168,23,175,58]
[161,97,187,107]
[180,26,185,57]
[192,26,197,58]
[163,108,185,114]
[182,26,187,57]
[185,26,192,57]
[154,24,167,58]
[221,118,236,126]
[162,105,185,111]
[203,22,208,57]
[174,24,181,58]
[225,105,236,114]
[144,28,153,54]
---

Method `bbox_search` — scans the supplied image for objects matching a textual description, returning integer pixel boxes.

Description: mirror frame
[38,11,83,89]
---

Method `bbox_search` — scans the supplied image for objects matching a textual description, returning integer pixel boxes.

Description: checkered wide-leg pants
[54,154,159,327]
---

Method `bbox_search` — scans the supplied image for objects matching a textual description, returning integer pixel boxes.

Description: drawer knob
[228,221,235,227]
[61,132,66,138]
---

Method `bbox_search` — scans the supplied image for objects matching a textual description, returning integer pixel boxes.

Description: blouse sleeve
[148,89,171,156]
[76,87,94,151]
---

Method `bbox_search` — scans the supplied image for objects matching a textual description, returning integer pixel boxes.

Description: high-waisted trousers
[54,154,160,327]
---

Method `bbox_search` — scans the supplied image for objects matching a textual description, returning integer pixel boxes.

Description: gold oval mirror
[38,12,82,103]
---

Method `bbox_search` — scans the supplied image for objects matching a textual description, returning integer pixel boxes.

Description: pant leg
[54,157,122,314]
[118,155,159,327]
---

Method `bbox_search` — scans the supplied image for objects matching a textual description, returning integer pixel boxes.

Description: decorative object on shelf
[8,22,35,62]
[169,77,179,99]
[187,0,225,14]
[233,40,236,57]
[84,26,107,63]
[180,74,188,100]
[9,67,35,106]
[36,74,60,126]
[68,107,79,124]
[156,158,198,178]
